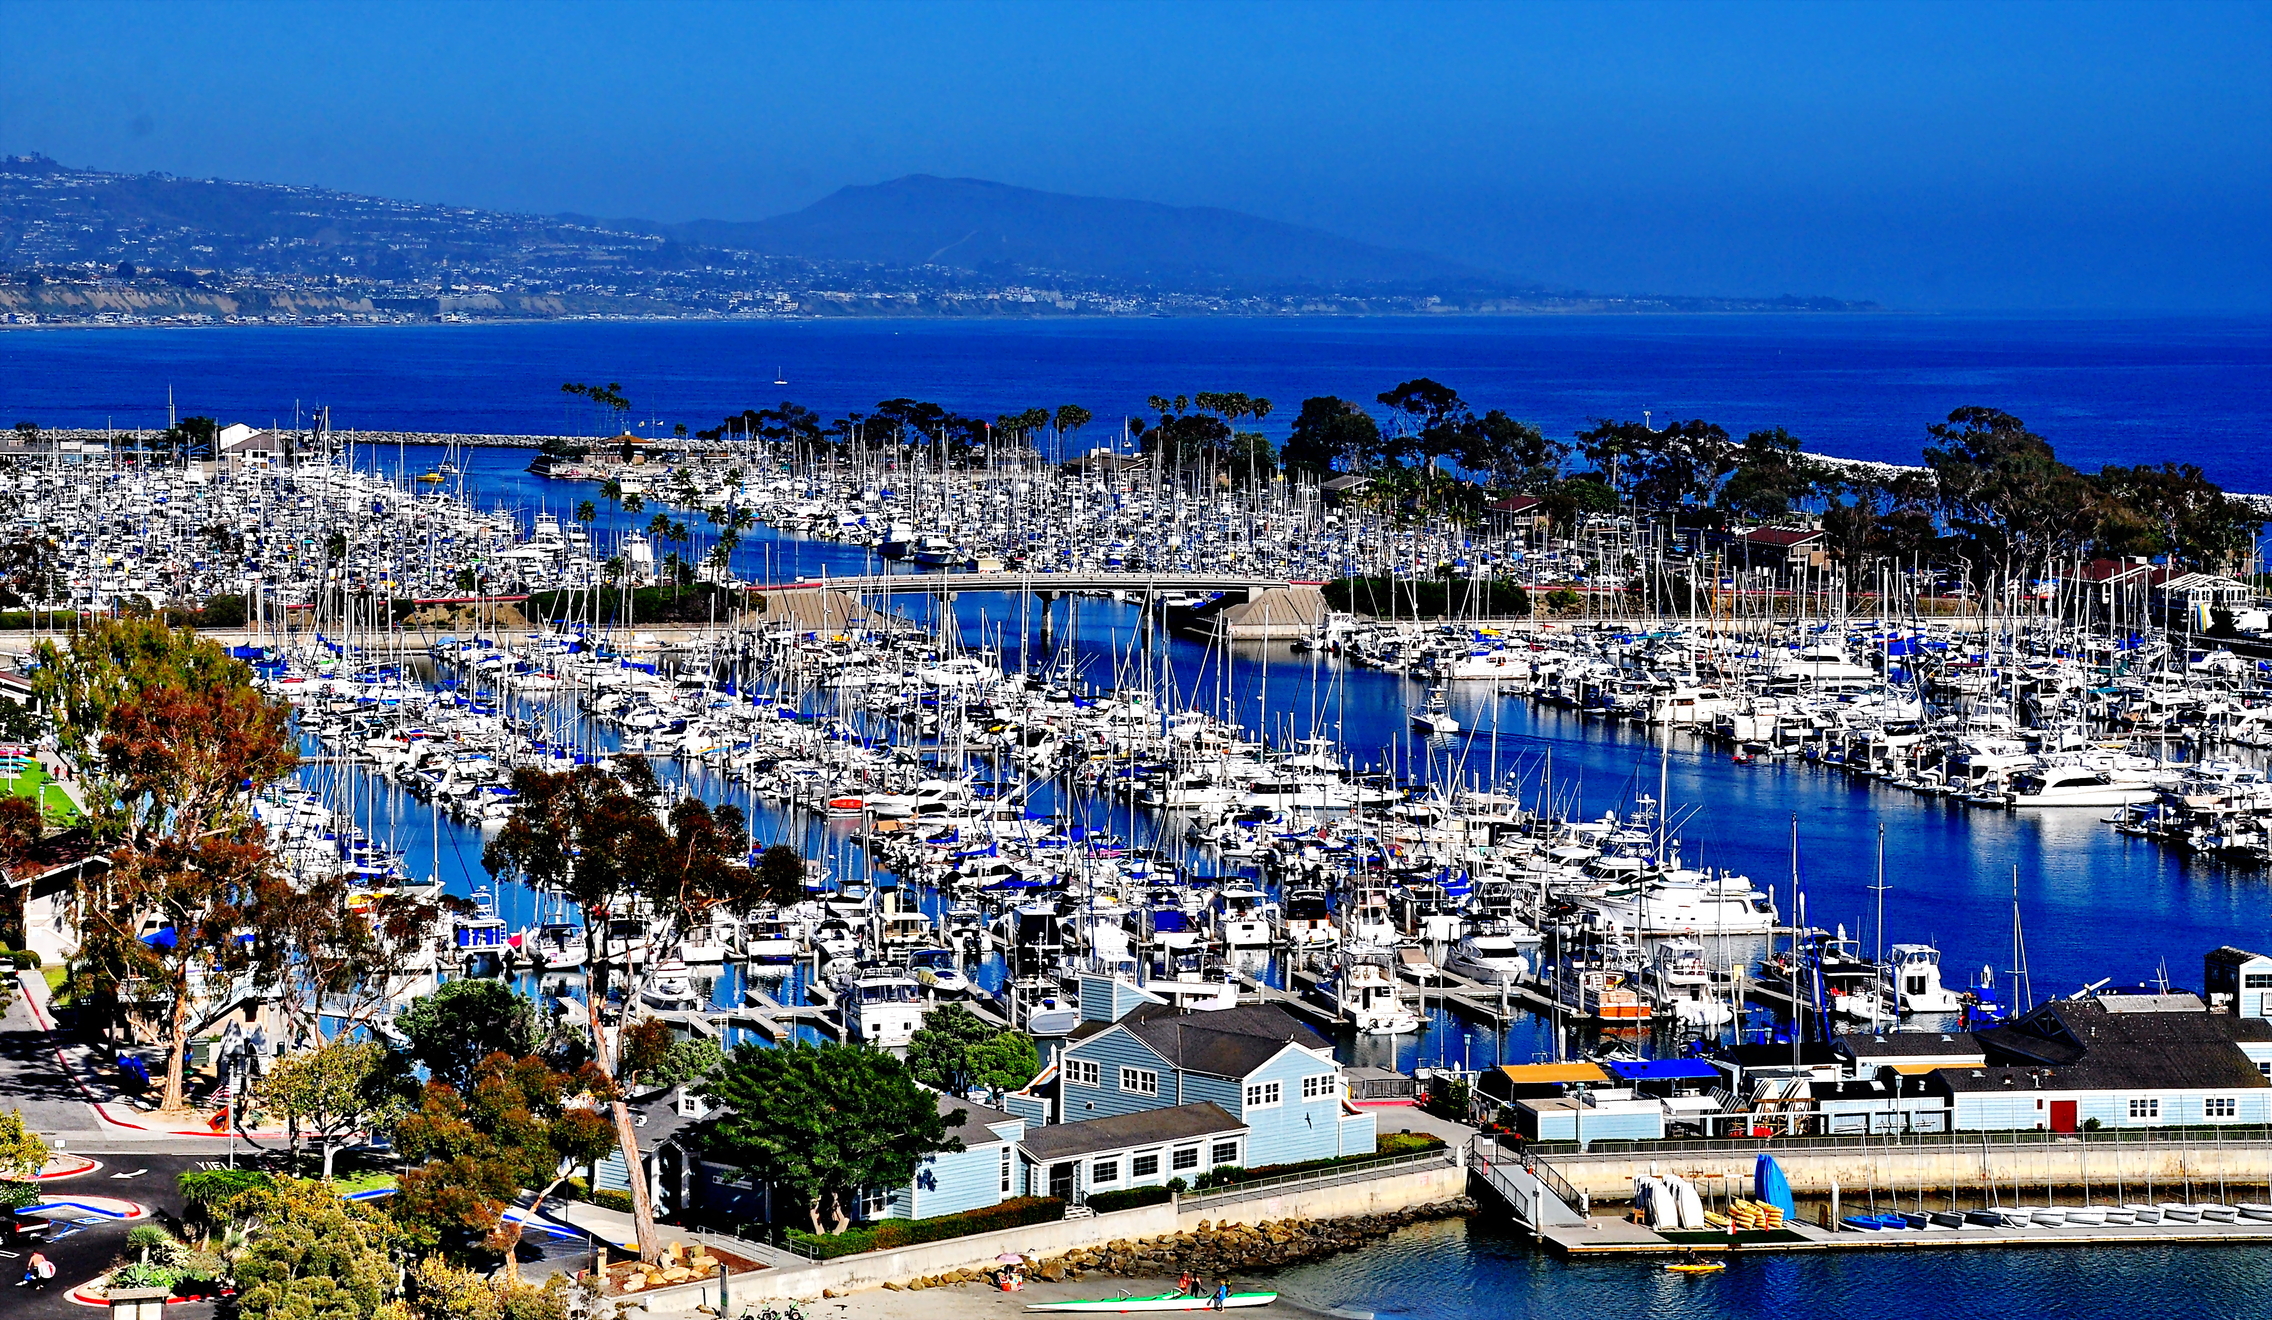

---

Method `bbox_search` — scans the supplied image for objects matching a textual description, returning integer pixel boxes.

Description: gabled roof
[1082,1003,1332,1081]
[1975,998,2271,1090]
[1487,496,1543,515]
[1018,1102,1244,1162]
[937,1092,1019,1142]
[2207,946,2270,968]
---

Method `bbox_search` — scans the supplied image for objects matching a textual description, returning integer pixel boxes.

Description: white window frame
[1120,1066,1159,1096]
[1131,1149,1161,1180]
[1000,1145,1013,1193]
[859,1187,890,1218]
[1209,1138,1242,1167]
[1244,1080,1282,1110]
[2205,1096,2237,1119]
[1066,1058,1101,1087]
[1302,1074,1332,1101]
[2128,1097,2159,1120]
[1171,1145,1200,1171]
[1091,1158,1121,1186]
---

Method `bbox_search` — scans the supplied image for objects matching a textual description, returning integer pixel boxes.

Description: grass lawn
[1,761,81,827]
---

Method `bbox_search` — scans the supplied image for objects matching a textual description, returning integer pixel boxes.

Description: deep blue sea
[7,315,2270,1315]
[2,313,2269,487]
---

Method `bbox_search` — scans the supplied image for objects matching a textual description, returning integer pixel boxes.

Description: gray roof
[1106,1003,1331,1081]
[1972,999,2271,1091]
[938,1092,1020,1141]
[1018,1102,1245,1162]
[1843,1032,1982,1058]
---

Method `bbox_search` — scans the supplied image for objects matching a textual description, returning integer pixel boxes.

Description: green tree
[575,500,596,525]
[392,1052,618,1273]
[34,618,299,1110]
[1718,427,1815,521]
[1280,397,1382,476]
[700,1041,962,1233]
[1924,407,2104,581]
[258,1038,412,1178]
[397,979,541,1091]
[1053,404,1094,451]
[618,1019,725,1090]
[226,1177,406,1320]
[755,843,807,906]
[964,1031,1040,1099]
[0,1107,49,1210]
[905,1002,997,1096]
[2091,461,2262,571]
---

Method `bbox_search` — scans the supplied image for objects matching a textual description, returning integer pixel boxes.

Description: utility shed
[1512,1095,1665,1144]
[1477,1062,1610,1103]
[1810,1073,1950,1133]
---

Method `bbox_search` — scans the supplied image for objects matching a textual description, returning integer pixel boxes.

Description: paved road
[0,983,98,1140]
[3,1151,226,1320]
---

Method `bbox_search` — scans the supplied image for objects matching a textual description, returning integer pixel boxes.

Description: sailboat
[774,366,788,385]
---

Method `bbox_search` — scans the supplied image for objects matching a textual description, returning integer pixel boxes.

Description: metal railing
[1470,1137,1584,1215]
[1179,1146,1458,1208]
[1528,1124,2272,1161]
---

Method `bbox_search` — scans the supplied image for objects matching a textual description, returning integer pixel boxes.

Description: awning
[1605,1060,1721,1082]
[1493,1062,1610,1084]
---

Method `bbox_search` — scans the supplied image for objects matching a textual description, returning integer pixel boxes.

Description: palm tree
[576,499,597,526]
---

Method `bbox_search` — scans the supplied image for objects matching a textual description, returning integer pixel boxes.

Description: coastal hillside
[0,153,1869,325]
[638,175,1489,290]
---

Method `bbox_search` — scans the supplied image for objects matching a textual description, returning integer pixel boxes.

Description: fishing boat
[1027,1291,1279,1312]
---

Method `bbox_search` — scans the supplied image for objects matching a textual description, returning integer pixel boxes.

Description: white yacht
[1886,943,1963,1013]
[844,971,929,1045]
[1318,960,1424,1035]
[1646,938,1734,1027]
[1444,920,1541,985]
[1213,885,1277,947]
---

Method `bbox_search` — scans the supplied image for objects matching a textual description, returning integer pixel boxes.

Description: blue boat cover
[1754,1154,1796,1218]
[1604,1060,1719,1082]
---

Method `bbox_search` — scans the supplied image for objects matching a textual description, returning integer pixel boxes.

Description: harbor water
[9,315,2270,1316]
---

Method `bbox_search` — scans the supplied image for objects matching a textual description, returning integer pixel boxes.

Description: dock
[1532,1214,2272,1256]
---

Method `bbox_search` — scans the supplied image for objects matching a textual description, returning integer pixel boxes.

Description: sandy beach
[809,1274,1319,1320]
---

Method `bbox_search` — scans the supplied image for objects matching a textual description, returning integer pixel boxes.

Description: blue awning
[1605,1059,1720,1082]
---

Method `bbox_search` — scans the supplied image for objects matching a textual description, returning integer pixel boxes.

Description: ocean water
[2,313,2269,487]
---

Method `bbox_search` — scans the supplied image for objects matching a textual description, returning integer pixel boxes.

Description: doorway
[2049,1101,2078,1133]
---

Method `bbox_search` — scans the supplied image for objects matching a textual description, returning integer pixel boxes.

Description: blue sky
[3,0,2266,311]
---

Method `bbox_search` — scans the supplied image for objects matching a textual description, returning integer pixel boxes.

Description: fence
[1529,1124,2272,1161]
[1179,1146,1459,1210]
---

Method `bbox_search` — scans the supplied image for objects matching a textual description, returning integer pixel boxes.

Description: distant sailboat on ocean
[774,365,787,385]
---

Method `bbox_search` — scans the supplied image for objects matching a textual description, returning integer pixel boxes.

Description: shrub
[110,1261,176,1290]
[787,1197,1065,1258]
[1164,1177,1188,1194]
[1085,1186,1173,1213]
[1377,1131,1448,1157]
[591,1188,634,1214]
[1191,1166,1245,1190]
[179,1168,272,1219]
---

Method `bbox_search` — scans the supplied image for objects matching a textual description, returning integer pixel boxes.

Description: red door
[2050,1101,2078,1133]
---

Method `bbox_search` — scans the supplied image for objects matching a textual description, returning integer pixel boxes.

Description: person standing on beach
[1213,1278,1230,1311]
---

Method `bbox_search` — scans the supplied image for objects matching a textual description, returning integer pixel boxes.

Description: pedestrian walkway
[11,971,282,1142]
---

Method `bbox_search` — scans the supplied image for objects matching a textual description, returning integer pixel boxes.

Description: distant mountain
[626,175,1495,291]
[0,154,1873,325]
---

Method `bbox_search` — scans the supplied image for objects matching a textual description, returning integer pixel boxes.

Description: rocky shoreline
[855,1199,1478,1297]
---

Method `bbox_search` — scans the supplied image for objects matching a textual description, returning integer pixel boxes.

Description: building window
[859,1188,890,1218]
[2128,1097,2160,1120]
[1302,1074,1332,1101]
[1171,1146,1200,1171]
[1092,1159,1120,1185]
[2260,1062,2271,1079]
[1210,1140,1241,1166]
[1066,1059,1101,1087]
[1244,1081,1282,1110]
[2205,1097,2237,1119]
[1132,1152,1160,1179]
[1121,1067,1159,1096]
[2243,973,2272,989]
[1001,1146,1013,1193]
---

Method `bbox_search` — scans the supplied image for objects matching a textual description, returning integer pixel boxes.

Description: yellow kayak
[1665,1262,1725,1274]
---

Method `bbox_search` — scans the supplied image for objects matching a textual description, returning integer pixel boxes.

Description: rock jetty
[862,1200,1477,1295]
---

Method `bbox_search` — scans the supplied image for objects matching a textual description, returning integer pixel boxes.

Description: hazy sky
[4,0,2267,311]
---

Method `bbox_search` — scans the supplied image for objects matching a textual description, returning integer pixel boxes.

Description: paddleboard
[1028,1291,1280,1312]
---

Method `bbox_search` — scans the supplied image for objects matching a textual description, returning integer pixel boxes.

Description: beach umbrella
[996,1254,1025,1264]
